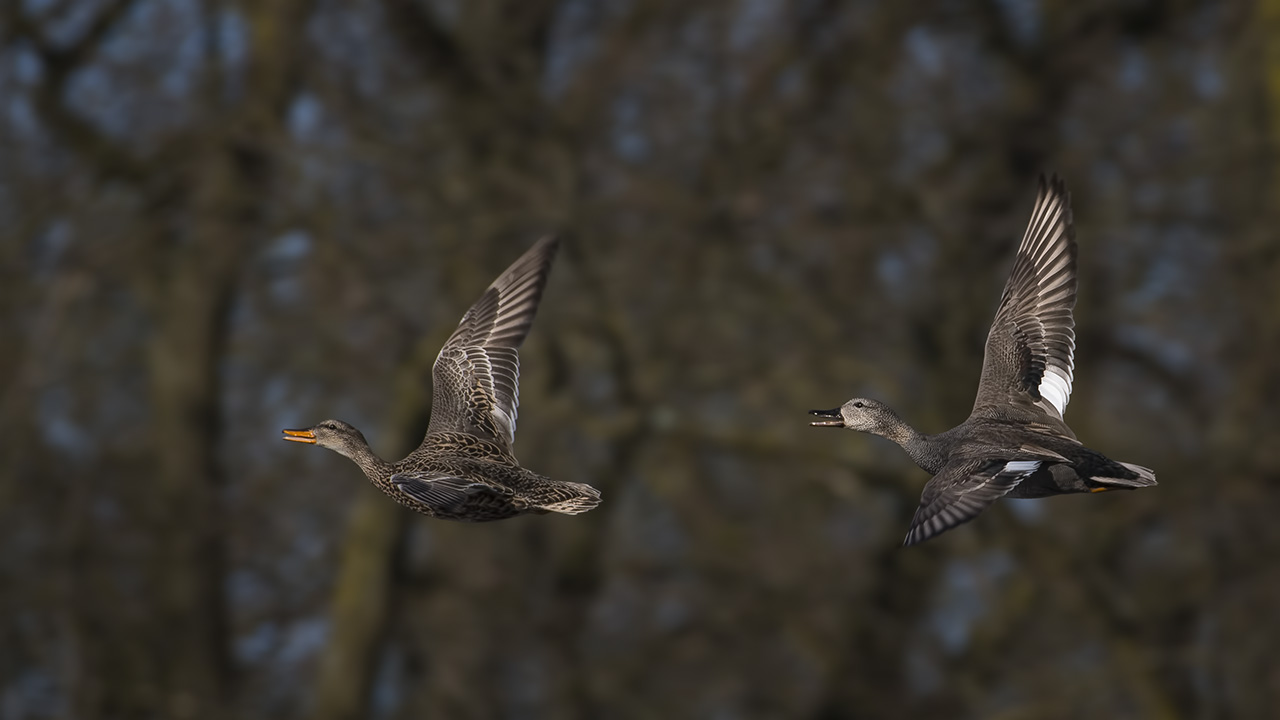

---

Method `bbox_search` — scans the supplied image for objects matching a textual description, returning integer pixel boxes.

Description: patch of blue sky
[235,620,278,664]
[217,6,248,68]
[929,550,1015,654]
[22,0,58,13]
[1116,323,1196,375]
[1192,50,1224,100]
[6,95,39,138]
[11,44,43,85]
[162,10,206,98]
[729,0,784,53]
[269,230,312,262]
[38,385,92,457]
[877,252,907,296]
[99,1,192,65]
[229,568,271,616]
[65,63,126,139]
[1117,46,1148,91]
[0,666,62,720]
[611,93,650,162]
[311,3,385,99]
[277,616,329,666]
[28,0,115,47]
[904,26,943,78]
[260,378,313,453]
[1124,224,1217,309]
[370,643,404,719]
[289,93,323,142]
[56,1,206,126]
[264,231,312,305]
[542,0,597,99]
[30,218,72,277]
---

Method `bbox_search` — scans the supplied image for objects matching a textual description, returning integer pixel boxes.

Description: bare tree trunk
[144,142,256,716]
[142,2,313,714]
[146,247,238,716]
[312,498,408,720]
[312,338,437,720]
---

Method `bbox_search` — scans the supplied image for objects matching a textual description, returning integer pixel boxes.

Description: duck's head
[809,398,900,435]
[282,419,369,458]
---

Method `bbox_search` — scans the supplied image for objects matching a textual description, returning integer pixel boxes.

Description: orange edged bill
[282,428,316,444]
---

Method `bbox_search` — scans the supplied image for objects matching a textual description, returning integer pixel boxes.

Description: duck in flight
[284,236,601,521]
[810,176,1155,546]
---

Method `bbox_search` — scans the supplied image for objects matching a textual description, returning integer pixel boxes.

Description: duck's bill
[282,428,316,444]
[809,408,844,427]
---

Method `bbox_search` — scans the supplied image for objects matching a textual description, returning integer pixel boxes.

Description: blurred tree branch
[0,0,150,181]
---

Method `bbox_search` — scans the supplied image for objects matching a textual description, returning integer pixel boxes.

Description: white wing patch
[1002,460,1043,476]
[1038,366,1073,418]
[975,176,1078,421]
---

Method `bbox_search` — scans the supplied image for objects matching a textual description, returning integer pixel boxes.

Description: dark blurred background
[1,0,1275,718]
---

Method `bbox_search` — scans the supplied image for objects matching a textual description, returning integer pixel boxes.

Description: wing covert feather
[426,236,559,450]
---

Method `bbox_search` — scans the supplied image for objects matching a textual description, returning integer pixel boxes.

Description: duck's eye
[854,402,864,408]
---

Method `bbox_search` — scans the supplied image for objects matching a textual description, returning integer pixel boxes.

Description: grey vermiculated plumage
[284,236,601,521]
[810,176,1155,546]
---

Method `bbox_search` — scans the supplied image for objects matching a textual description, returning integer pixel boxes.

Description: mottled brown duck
[810,176,1155,546]
[284,236,600,521]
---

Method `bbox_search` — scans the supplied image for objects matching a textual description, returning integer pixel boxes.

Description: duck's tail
[1092,462,1157,490]
[533,481,602,515]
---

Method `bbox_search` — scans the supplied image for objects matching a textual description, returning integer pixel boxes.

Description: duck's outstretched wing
[426,236,559,452]
[972,176,1077,421]
[904,458,1044,546]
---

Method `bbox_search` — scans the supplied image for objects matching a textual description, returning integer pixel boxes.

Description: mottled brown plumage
[811,176,1155,546]
[284,236,600,521]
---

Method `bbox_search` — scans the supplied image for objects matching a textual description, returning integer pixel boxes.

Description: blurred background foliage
[0,0,1276,718]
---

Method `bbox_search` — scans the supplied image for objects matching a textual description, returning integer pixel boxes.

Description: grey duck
[811,176,1155,546]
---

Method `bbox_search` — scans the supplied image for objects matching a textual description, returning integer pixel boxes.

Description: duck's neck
[338,439,393,479]
[876,419,944,475]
